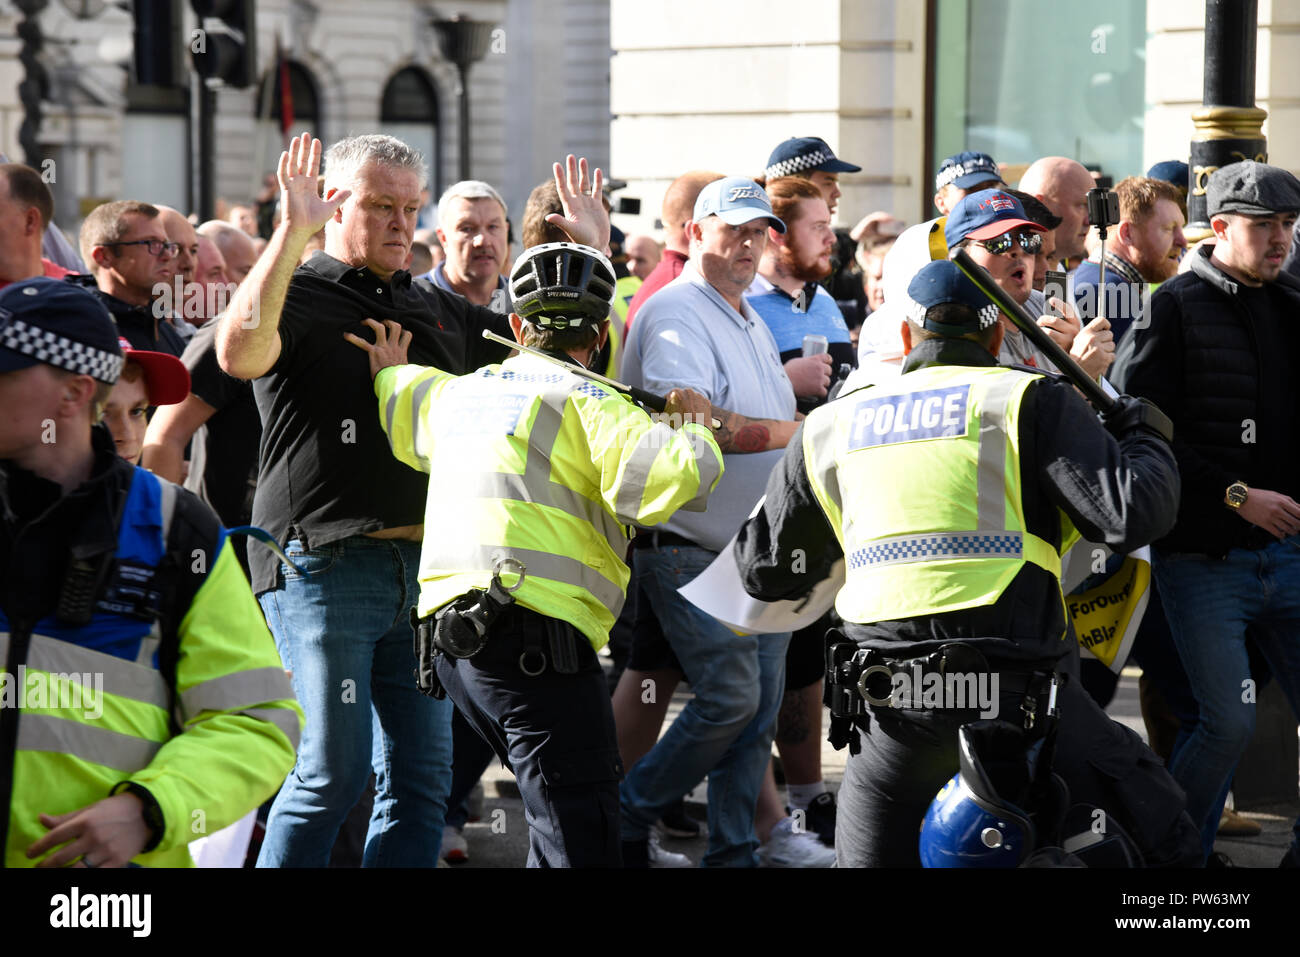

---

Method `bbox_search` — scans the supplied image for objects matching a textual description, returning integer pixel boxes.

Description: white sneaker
[442,825,469,864]
[759,816,836,868]
[647,831,693,868]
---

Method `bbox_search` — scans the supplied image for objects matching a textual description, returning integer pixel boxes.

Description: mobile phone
[1043,270,1068,317]
[1086,188,1120,229]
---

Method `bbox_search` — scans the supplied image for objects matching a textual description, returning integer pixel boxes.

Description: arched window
[381,67,441,213]
[255,60,321,179]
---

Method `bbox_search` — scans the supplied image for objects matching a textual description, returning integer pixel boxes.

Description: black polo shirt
[181,318,260,530]
[248,251,512,594]
[64,275,188,357]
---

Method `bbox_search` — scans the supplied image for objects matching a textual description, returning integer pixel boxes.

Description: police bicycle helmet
[919,719,1065,867]
[509,242,617,330]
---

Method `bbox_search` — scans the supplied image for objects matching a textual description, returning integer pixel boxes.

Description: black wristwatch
[117,782,165,852]
[1225,480,1249,510]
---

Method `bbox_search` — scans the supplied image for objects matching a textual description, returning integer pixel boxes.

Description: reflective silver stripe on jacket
[232,706,303,748]
[677,426,722,513]
[613,424,674,522]
[384,377,436,470]
[805,414,842,516]
[469,471,628,552]
[180,667,295,720]
[26,633,170,710]
[975,373,1024,531]
[180,667,301,749]
[17,712,162,772]
[429,545,624,611]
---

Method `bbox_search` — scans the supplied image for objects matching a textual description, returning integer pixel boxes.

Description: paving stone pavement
[451,666,1298,869]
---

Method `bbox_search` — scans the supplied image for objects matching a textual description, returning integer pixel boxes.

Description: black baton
[481,328,721,427]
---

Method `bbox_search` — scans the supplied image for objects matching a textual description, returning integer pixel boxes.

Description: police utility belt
[410,558,581,698]
[824,638,1059,747]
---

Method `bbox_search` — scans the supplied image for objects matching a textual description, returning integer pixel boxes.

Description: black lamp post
[433,14,496,181]
[15,0,51,169]
[1188,0,1267,239]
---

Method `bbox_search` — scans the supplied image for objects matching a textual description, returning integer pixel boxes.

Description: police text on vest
[847,385,970,450]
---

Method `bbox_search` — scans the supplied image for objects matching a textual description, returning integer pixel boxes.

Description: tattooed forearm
[709,404,797,454]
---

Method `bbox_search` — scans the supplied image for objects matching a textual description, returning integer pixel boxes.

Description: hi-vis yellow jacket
[802,364,1080,625]
[376,352,724,649]
[3,459,302,868]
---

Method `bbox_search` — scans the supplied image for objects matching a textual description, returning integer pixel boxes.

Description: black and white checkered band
[935,160,999,191]
[0,316,123,382]
[908,298,1001,330]
[765,148,831,180]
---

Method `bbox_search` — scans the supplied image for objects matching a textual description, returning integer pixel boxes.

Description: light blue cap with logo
[693,176,786,233]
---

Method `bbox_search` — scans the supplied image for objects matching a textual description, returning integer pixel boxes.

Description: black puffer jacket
[1112,244,1300,557]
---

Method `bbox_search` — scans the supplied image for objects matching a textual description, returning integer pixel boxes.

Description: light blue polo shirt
[622,262,797,552]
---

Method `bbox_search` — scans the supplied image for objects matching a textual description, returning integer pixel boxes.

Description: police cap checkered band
[765,148,831,180]
[0,317,124,381]
[935,151,1002,192]
[0,278,123,383]
[906,260,1001,335]
[763,136,861,181]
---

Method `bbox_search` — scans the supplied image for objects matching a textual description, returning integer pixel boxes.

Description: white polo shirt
[622,261,796,552]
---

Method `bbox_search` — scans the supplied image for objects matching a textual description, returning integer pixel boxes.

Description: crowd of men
[1,121,1299,869]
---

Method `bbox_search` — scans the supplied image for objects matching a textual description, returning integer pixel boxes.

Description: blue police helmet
[919,720,1041,867]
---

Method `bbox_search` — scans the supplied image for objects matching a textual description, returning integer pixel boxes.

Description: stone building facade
[0,0,611,238]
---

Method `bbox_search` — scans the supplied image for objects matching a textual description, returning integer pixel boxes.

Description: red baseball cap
[117,337,190,405]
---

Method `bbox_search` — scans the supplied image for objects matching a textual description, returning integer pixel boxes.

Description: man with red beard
[1073,176,1187,344]
[747,177,855,414]
[744,176,858,864]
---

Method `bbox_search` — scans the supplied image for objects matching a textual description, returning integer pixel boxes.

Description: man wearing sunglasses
[74,200,186,358]
[945,189,1114,380]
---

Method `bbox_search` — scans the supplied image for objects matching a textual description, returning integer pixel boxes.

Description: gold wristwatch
[1225,480,1249,509]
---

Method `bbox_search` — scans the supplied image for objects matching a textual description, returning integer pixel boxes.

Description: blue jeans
[1155,536,1300,861]
[255,536,453,867]
[619,544,791,867]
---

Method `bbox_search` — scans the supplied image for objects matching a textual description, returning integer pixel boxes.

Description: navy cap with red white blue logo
[944,189,1046,248]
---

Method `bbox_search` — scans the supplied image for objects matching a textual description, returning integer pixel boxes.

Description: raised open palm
[279,132,351,235]
[545,154,610,252]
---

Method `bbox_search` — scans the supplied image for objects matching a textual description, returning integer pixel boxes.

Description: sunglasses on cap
[973,231,1043,256]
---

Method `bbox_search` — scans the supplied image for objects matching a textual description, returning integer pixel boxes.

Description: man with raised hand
[216,132,608,867]
[354,242,720,866]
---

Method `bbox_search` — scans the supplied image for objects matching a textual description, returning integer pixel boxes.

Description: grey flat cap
[1207,160,1300,217]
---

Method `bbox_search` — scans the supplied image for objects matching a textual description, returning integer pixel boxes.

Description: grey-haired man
[432,180,511,312]
[216,132,609,867]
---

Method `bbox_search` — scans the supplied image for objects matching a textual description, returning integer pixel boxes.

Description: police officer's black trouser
[434,604,624,868]
[836,673,1201,868]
